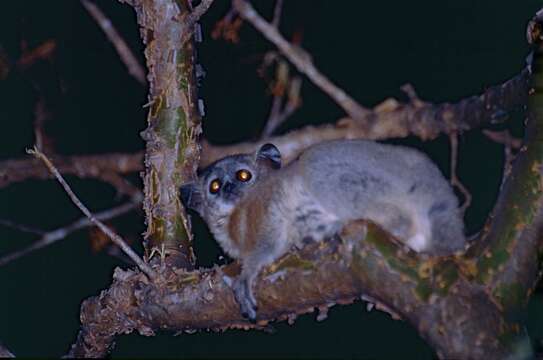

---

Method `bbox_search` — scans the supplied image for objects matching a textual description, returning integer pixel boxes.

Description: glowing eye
[209,179,221,194]
[236,169,252,182]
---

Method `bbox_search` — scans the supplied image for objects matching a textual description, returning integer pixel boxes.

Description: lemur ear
[180,182,203,214]
[256,143,281,169]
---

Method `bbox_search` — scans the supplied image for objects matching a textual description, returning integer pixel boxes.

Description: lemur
[181,140,465,320]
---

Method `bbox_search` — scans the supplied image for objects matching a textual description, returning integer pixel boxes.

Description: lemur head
[180,143,281,222]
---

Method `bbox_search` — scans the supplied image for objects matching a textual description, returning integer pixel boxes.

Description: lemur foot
[232,276,258,321]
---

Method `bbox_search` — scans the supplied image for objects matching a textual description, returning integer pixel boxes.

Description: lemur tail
[405,210,433,252]
[427,200,466,254]
[405,200,465,255]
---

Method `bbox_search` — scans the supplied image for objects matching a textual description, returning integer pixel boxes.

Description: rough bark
[67,219,532,358]
[121,0,202,268]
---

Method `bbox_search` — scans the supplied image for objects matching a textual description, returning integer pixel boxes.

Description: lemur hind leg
[231,236,285,321]
[232,269,258,320]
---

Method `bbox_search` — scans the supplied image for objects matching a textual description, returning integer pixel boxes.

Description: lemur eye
[236,169,252,182]
[209,179,221,194]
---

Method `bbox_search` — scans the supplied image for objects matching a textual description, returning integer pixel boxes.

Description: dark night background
[0,0,542,358]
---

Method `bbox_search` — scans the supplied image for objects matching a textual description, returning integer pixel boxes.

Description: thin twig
[212,8,242,43]
[81,0,146,85]
[271,0,284,28]
[0,152,143,191]
[262,58,299,137]
[0,342,14,358]
[33,97,54,154]
[263,75,302,137]
[483,129,522,182]
[482,129,522,148]
[26,147,157,281]
[0,195,141,266]
[185,0,215,29]
[177,0,216,46]
[0,65,528,189]
[232,0,369,121]
[449,133,471,214]
[400,83,426,108]
[16,39,56,69]
[200,67,530,167]
[0,219,44,236]
[264,93,284,137]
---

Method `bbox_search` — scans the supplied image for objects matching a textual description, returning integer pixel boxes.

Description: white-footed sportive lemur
[180,140,466,320]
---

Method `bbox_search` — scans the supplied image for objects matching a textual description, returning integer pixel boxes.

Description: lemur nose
[223,182,235,193]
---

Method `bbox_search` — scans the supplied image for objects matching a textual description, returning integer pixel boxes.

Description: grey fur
[181,140,466,320]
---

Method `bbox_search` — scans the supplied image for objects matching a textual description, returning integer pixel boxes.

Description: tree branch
[81,0,146,85]
[181,0,215,31]
[449,132,472,214]
[27,147,157,281]
[121,0,205,269]
[62,4,542,358]
[463,11,543,313]
[0,194,142,267]
[67,220,531,358]
[0,152,143,191]
[0,218,45,235]
[232,0,370,121]
[271,0,284,28]
[201,66,529,167]
[261,58,302,138]
[0,341,14,358]
[0,62,528,189]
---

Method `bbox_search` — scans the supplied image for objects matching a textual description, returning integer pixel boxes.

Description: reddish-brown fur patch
[227,185,275,256]
[227,206,242,250]
[227,177,278,257]
[242,196,264,254]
